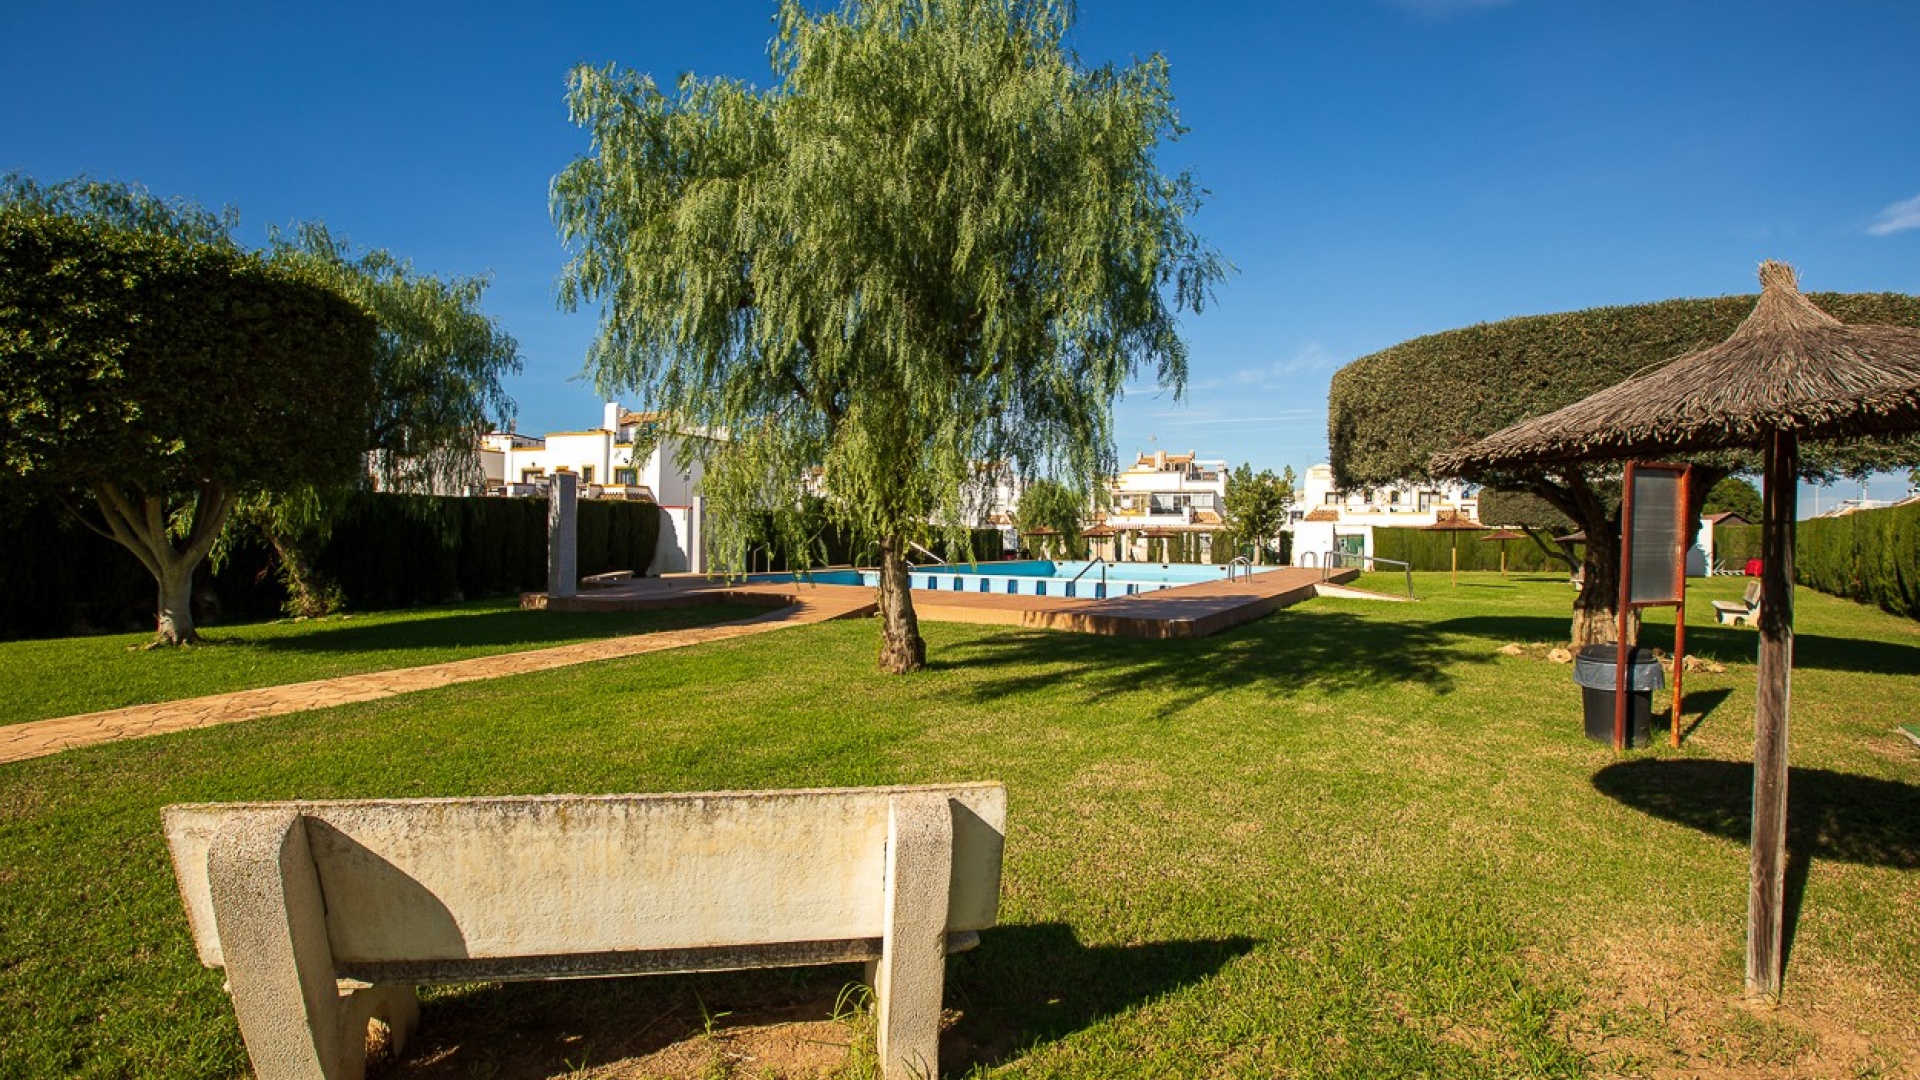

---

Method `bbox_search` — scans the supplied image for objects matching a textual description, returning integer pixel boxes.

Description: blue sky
[6,0,1919,508]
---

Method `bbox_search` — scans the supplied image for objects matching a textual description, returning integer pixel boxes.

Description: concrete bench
[164,783,1006,1080]
[1712,580,1763,626]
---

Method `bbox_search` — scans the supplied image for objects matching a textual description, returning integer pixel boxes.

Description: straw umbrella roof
[1422,511,1485,530]
[1432,262,1920,475]
[1479,528,1525,541]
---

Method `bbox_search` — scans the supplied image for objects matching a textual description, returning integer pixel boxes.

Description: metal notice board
[1614,462,1692,750]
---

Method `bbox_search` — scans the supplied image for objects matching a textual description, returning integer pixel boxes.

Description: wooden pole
[1615,466,1640,752]
[1451,537,1458,587]
[1748,429,1797,1001]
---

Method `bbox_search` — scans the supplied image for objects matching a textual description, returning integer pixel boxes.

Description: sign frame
[1613,462,1693,750]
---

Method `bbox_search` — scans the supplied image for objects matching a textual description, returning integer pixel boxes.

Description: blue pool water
[746,559,1273,600]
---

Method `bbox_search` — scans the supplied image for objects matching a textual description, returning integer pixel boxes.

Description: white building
[1098,450,1229,562]
[1287,464,1478,567]
[481,403,717,575]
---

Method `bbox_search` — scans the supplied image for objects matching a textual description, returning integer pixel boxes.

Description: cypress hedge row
[1715,502,1920,620]
[0,492,661,640]
[1371,527,1566,574]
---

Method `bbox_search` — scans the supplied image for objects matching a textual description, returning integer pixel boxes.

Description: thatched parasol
[1432,261,1920,1003]
[1423,511,1485,586]
[1478,528,1524,575]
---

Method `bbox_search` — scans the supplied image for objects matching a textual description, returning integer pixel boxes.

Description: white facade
[1100,450,1229,562]
[1287,464,1478,568]
[481,404,716,574]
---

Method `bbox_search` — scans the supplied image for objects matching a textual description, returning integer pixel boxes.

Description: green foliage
[1329,291,1920,491]
[1371,528,1567,573]
[1014,479,1087,557]
[1221,463,1293,561]
[1718,501,1920,619]
[0,493,662,639]
[1702,477,1763,522]
[268,222,521,488]
[0,212,378,497]
[553,0,1222,576]
[316,494,660,610]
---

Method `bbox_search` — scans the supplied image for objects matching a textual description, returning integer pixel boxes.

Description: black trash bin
[1571,644,1665,746]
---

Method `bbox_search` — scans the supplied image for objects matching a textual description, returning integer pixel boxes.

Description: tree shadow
[1431,615,1920,676]
[932,610,1488,713]
[1674,686,1732,742]
[374,925,1252,1079]
[1591,759,1920,978]
[233,604,753,656]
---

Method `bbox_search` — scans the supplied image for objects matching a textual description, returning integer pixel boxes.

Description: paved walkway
[1,566,1361,766]
[0,592,874,767]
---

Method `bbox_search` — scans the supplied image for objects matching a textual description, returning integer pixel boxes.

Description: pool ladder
[1067,557,1110,598]
[1226,556,1254,583]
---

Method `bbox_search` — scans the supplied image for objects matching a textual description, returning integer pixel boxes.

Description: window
[614,467,638,486]
[520,468,544,483]
[581,466,595,484]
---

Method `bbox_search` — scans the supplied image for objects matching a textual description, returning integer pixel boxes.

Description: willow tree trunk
[264,527,334,618]
[876,534,926,674]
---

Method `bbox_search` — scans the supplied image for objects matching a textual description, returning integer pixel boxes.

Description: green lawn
[1,574,1915,1078]
[0,598,765,726]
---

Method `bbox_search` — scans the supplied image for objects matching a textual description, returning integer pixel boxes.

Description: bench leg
[209,810,412,1080]
[874,793,953,1080]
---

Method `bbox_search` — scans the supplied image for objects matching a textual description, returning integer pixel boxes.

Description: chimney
[603,401,621,433]
[1154,450,1167,470]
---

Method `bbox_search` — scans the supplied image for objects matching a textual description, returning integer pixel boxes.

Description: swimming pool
[746,559,1273,599]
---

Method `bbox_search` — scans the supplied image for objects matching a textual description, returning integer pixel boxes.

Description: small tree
[1221,463,1291,564]
[1014,479,1086,558]
[1702,476,1764,522]
[554,0,1222,672]
[244,223,522,615]
[0,212,378,643]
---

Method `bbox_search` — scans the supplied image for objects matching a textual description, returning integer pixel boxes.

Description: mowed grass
[1,574,1915,1078]
[0,598,766,726]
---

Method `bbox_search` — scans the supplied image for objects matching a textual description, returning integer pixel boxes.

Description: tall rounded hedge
[1330,291,1920,488]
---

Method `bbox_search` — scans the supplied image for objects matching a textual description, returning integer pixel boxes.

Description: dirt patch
[1550,928,1920,1078]
[375,971,870,1080]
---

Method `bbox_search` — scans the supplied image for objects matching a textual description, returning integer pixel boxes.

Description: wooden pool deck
[531,564,1359,640]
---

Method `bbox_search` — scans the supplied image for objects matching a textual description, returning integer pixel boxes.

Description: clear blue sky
[6,0,1918,508]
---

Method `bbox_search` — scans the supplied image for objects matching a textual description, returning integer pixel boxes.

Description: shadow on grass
[227,605,752,656]
[935,609,1487,711]
[377,925,1251,1079]
[1431,615,1920,675]
[945,924,1256,1073]
[1676,686,1733,742]
[1592,759,1920,980]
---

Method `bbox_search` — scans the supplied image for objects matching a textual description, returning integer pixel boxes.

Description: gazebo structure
[1432,262,1920,1001]
[1423,510,1485,586]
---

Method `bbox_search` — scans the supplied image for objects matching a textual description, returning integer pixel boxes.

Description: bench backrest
[165,784,1005,973]
[1743,580,1763,607]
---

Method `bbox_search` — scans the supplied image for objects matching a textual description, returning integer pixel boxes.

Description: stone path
[0,593,875,767]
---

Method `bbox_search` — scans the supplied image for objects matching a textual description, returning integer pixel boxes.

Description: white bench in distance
[164,783,1006,1080]
[1712,580,1763,626]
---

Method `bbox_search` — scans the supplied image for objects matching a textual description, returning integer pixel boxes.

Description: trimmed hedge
[0,493,661,640]
[1372,527,1566,573]
[1715,502,1920,619]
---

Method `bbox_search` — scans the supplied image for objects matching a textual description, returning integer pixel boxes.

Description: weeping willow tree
[554,0,1222,672]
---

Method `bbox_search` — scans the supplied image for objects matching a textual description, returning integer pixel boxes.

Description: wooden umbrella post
[1748,429,1798,1001]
